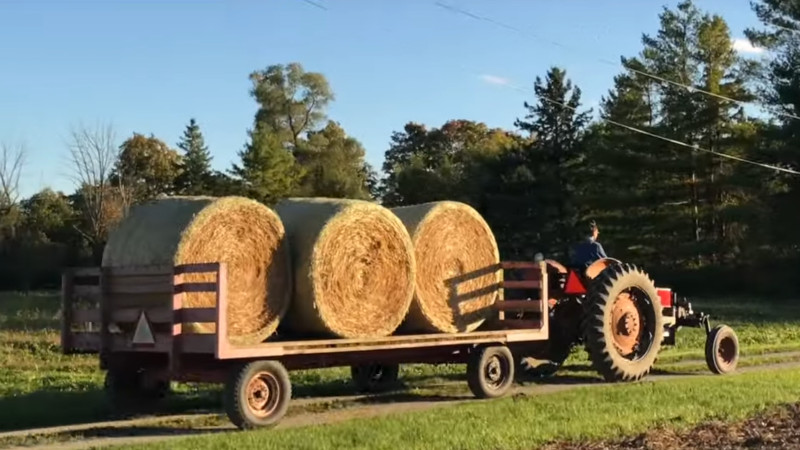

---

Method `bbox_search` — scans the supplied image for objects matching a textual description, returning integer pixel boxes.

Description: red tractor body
[515,257,739,380]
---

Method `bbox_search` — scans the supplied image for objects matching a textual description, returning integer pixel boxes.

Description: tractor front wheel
[705,325,739,374]
[582,263,663,382]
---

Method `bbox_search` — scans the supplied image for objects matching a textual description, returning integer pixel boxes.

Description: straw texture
[275,197,416,338]
[392,201,501,333]
[102,196,291,345]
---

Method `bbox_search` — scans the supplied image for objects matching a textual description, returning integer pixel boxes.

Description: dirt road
[5,360,800,450]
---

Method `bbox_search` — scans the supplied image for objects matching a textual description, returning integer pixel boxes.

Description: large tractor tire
[582,263,663,382]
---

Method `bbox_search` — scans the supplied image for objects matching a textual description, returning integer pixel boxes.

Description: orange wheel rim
[611,291,640,357]
[246,371,281,418]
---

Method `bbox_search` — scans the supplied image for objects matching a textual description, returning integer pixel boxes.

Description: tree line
[1,0,798,296]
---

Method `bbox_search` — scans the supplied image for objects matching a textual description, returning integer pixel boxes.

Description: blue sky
[0,0,765,198]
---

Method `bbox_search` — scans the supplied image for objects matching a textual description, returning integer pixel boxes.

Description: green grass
[124,367,800,450]
[1,292,800,433]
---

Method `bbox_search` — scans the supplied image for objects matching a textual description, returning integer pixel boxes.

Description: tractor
[512,256,739,382]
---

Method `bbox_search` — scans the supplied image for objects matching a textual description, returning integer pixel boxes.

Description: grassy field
[2,290,800,434]
[121,366,800,450]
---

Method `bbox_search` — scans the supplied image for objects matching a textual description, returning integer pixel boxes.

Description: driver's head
[588,220,599,239]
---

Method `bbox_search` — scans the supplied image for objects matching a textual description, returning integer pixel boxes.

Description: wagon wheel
[467,345,515,399]
[581,263,663,382]
[104,367,170,409]
[224,360,292,430]
[351,363,400,393]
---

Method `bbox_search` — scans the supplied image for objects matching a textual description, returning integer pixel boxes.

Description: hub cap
[246,371,281,418]
[717,336,737,369]
[611,292,641,357]
[484,355,508,389]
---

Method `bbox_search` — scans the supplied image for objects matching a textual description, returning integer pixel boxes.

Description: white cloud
[732,38,765,54]
[479,74,511,86]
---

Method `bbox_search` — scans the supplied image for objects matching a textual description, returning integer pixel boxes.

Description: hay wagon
[60,261,551,429]
[60,258,738,430]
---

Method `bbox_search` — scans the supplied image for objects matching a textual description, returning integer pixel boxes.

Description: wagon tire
[467,345,515,399]
[104,369,138,406]
[351,364,400,393]
[706,324,739,374]
[224,360,291,430]
[104,368,168,408]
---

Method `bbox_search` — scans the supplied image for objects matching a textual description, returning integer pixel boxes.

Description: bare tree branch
[66,121,124,249]
[0,141,26,210]
[67,121,118,187]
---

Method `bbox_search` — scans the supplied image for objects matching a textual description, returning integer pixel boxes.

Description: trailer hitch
[674,296,712,335]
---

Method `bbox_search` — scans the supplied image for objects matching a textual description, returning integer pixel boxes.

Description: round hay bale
[274,197,415,338]
[101,196,291,345]
[391,201,502,333]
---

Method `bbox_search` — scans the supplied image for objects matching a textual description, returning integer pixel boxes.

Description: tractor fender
[544,259,568,274]
[585,257,623,280]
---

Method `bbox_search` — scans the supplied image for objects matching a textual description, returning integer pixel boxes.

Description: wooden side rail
[61,267,100,354]
[493,261,549,332]
[60,260,550,363]
[60,263,227,358]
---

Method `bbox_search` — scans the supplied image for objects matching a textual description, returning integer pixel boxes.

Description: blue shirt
[571,237,608,268]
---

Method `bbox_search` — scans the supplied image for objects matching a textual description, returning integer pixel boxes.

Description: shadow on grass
[291,372,465,399]
[649,367,700,376]
[78,425,228,439]
[518,373,604,386]
[0,425,229,449]
[349,391,465,406]
[0,388,221,433]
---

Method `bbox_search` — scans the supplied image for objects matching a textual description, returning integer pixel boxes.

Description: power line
[301,0,327,11]
[495,79,800,176]
[771,22,800,36]
[295,0,799,176]
[434,1,800,123]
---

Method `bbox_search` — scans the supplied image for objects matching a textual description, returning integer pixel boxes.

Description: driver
[570,220,608,269]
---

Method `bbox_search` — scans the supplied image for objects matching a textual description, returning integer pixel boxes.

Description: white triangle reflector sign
[132,312,155,346]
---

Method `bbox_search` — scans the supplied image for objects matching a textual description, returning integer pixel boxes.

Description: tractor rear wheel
[582,263,663,382]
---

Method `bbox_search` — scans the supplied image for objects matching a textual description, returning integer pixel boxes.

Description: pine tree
[746,0,800,256]
[587,0,765,270]
[175,118,213,195]
[511,66,592,259]
[229,126,303,206]
[582,67,669,265]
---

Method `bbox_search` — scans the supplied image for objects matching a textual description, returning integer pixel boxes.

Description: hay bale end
[275,197,416,339]
[102,196,291,345]
[391,201,501,333]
